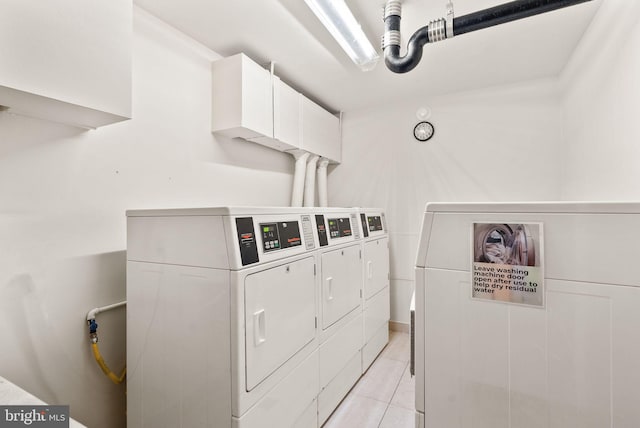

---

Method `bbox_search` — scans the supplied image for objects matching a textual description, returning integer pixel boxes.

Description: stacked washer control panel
[126,206,390,428]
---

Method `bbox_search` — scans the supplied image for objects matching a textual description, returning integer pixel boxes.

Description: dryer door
[244,256,316,391]
[321,244,363,330]
[363,237,389,300]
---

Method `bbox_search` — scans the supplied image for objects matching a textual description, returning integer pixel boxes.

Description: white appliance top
[426,201,640,214]
[126,206,356,217]
[127,206,368,270]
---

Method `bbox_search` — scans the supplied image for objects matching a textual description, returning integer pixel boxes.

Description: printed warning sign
[472,222,544,307]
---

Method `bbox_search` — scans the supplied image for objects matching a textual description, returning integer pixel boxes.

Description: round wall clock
[413,121,434,141]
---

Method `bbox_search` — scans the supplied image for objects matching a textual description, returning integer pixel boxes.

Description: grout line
[327,332,412,428]
[377,360,410,428]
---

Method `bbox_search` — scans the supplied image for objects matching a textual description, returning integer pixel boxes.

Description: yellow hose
[91,342,126,385]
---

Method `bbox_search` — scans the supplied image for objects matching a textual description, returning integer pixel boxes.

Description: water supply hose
[87,305,126,385]
[91,341,126,385]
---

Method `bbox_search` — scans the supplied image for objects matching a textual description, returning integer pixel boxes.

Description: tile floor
[322,331,414,428]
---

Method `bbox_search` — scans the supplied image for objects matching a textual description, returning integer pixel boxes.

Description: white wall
[0,8,293,428]
[560,0,640,199]
[2,1,630,425]
[330,80,564,324]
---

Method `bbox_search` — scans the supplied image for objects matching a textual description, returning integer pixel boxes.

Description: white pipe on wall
[86,301,126,321]
[304,155,320,207]
[316,158,330,207]
[290,150,310,207]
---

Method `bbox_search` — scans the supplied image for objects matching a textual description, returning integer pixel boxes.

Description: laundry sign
[471,222,544,307]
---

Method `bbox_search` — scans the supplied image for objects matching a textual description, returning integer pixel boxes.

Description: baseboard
[389,320,410,334]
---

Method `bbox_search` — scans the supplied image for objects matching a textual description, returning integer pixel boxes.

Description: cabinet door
[363,238,390,300]
[241,55,273,138]
[301,96,341,163]
[250,77,301,152]
[321,244,362,329]
[211,53,273,139]
[244,257,316,391]
[273,77,301,147]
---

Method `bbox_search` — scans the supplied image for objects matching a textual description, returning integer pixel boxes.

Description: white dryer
[312,208,364,425]
[357,209,390,372]
[126,207,320,428]
[414,202,640,428]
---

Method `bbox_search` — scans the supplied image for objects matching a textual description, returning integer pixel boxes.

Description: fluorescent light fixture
[304,0,379,71]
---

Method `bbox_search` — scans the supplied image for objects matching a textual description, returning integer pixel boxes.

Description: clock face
[414,121,434,141]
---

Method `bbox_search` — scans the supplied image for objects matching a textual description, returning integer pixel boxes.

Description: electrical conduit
[304,155,320,207]
[316,158,330,207]
[290,150,310,207]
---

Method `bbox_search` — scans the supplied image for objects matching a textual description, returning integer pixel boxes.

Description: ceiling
[133,0,601,113]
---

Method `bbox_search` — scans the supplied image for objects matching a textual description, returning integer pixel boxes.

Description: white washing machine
[126,207,320,428]
[357,209,390,372]
[414,202,640,428]
[312,208,364,425]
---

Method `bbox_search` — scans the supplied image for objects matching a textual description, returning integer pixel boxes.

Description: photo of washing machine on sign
[474,223,538,266]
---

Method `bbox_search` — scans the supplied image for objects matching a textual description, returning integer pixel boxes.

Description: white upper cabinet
[211,53,273,140]
[211,53,341,163]
[0,0,132,129]
[301,96,341,163]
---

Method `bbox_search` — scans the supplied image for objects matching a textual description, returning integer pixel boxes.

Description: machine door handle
[410,310,415,376]
[410,291,416,376]
[367,261,373,279]
[254,309,266,346]
[326,277,334,301]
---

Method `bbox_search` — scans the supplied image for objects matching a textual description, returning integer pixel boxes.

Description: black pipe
[384,14,430,74]
[384,0,594,74]
[454,0,593,36]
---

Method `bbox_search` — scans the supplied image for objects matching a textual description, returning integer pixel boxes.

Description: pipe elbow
[87,308,99,322]
[384,47,423,74]
[383,29,429,73]
[382,0,449,73]
[383,0,430,75]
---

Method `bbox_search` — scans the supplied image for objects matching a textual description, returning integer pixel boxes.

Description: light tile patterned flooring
[322,331,414,428]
